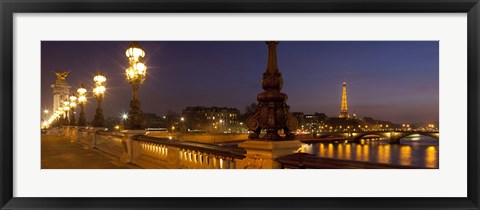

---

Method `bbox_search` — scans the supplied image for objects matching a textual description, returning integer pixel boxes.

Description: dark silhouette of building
[182,106,241,132]
[143,113,167,128]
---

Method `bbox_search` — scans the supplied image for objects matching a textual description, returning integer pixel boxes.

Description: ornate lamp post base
[92,108,105,127]
[126,99,145,130]
[78,108,86,126]
[69,111,77,126]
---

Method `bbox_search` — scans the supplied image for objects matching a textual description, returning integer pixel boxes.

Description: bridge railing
[56,126,246,169]
[95,131,127,160]
[130,135,245,169]
[277,153,430,169]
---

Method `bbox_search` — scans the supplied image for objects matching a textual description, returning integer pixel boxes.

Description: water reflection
[302,136,439,168]
[327,143,334,158]
[338,144,343,158]
[425,146,437,168]
[376,144,391,164]
[345,144,351,160]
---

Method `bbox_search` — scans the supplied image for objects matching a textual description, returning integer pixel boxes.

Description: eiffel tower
[339,81,350,118]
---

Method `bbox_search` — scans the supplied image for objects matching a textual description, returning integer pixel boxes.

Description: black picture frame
[1,0,479,209]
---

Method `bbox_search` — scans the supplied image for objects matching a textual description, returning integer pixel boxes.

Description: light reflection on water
[302,136,439,168]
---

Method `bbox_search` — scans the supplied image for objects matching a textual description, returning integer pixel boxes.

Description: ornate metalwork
[246,41,298,140]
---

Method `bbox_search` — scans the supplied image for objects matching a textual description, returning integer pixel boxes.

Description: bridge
[303,131,439,144]
[42,126,434,169]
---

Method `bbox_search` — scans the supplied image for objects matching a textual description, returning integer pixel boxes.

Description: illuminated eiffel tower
[339,81,350,119]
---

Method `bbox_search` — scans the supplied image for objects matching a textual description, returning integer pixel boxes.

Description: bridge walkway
[41,135,138,169]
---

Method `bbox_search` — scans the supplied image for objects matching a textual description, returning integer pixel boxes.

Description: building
[143,113,168,128]
[293,112,328,133]
[181,106,241,133]
[304,113,328,132]
[292,112,304,127]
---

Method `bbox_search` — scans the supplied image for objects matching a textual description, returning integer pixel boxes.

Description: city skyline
[41,41,439,124]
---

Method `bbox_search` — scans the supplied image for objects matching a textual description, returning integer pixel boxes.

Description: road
[41,135,137,169]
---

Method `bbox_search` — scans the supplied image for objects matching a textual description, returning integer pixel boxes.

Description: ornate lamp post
[63,101,70,125]
[92,72,106,127]
[125,42,147,130]
[56,108,63,126]
[42,109,49,123]
[69,93,77,126]
[77,84,87,126]
[246,41,298,140]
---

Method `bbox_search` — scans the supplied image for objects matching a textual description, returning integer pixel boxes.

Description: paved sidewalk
[41,135,136,169]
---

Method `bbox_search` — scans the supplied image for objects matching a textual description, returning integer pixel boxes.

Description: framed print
[1,0,479,209]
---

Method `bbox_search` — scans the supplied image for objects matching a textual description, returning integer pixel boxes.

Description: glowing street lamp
[92,72,106,127]
[121,113,128,129]
[61,101,70,126]
[77,84,88,126]
[68,93,77,126]
[42,108,49,124]
[125,42,147,130]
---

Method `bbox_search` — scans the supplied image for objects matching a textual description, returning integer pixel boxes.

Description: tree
[240,103,258,122]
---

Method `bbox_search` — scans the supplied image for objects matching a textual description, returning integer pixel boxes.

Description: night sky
[41,41,439,124]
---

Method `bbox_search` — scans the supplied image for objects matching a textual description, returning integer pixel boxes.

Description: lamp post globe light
[62,101,70,125]
[68,93,77,126]
[77,84,88,126]
[125,42,147,130]
[56,107,63,126]
[92,72,106,127]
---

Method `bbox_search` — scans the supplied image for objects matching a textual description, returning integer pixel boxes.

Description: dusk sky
[41,41,439,124]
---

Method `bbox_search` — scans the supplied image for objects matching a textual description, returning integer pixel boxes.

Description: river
[300,136,439,168]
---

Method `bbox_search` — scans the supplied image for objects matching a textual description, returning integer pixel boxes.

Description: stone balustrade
[55,126,246,169]
[96,131,126,159]
[131,135,244,169]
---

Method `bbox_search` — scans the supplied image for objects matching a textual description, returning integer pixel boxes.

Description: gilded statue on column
[53,71,69,81]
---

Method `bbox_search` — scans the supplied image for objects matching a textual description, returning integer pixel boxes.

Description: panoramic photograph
[40,41,439,169]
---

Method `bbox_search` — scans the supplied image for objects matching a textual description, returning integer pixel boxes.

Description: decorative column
[238,41,301,169]
[51,71,71,119]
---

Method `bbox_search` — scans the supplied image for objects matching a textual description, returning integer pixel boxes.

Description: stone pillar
[51,71,71,116]
[237,140,301,169]
[120,130,148,163]
[92,127,108,148]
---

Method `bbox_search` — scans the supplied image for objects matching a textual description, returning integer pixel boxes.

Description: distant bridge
[307,131,439,144]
